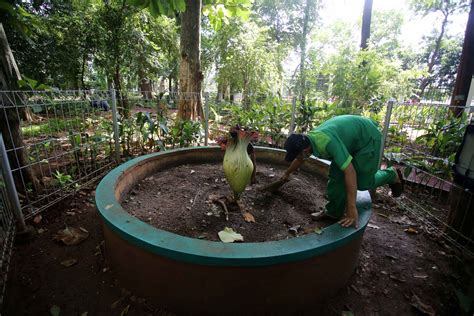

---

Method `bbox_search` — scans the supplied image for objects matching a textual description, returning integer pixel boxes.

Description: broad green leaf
[149,0,161,17]
[175,0,186,12]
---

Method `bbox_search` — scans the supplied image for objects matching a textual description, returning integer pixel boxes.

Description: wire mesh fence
[0,169,16,307]
[381,101,474,256]
[0,90,116,220]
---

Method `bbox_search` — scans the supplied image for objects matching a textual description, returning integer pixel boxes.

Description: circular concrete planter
[96,147,372,314]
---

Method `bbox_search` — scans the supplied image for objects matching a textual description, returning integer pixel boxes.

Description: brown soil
[3,187,472,316]
[121,163,331,242]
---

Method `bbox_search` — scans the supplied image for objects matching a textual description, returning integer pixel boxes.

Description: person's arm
[338,162,359,228]
[281,154,304,181]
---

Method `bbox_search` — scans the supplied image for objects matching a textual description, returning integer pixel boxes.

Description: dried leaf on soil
[289,225,301,235]
[60,258,78,267]
[53,226,89,246]
[243,212,255,223]
[413,272,428,279]
[50,305,60,316]
[367,223,380,229]
[218,227,243,243]
[411,293,435,315]
[314,227,323,235]
[404,227,419,234]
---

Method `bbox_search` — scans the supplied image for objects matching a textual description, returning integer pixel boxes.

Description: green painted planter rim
[96,147,372,267]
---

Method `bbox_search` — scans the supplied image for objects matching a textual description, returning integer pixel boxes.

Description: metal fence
[381,101,474,256]
[0,155,16,307]
[0,90,117,220]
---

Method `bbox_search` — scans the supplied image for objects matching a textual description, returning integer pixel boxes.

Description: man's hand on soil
[338,207,359,228]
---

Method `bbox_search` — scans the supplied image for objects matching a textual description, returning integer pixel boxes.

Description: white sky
[320,0,469,48]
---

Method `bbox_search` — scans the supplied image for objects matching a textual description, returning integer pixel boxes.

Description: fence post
[379,99,395,167]
[204,92,209,146]
[289,96,296,134]
[110,89,120,163]
[0,133,28,233]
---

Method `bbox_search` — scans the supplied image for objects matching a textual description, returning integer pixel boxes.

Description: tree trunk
[0,23,37,194]
[298,0,312,106]
[420,11,449,96]
[360,0,373,50]
[450,0,474,116]
[177,0,202,121]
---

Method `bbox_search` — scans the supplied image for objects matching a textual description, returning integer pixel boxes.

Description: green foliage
[127,0,186,17]
[203,0,253,30]
[165,120,201,148]
[53,170,73,188]
[415,111,467,158]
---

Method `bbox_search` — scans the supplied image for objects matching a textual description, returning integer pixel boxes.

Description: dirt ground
[122,163,330,242]
[3,184,472,315]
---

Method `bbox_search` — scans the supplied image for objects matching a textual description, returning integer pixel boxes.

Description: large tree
[177,0,202,120]
[410,0,470,96]
[360,0,373,50]
[450,0,474,115]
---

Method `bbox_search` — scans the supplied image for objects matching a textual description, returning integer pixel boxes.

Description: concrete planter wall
[95,147,372,314]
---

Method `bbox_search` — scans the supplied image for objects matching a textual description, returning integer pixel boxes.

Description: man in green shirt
[281,115,403,228]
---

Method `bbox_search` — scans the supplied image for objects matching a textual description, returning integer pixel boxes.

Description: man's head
[284,134,311,162]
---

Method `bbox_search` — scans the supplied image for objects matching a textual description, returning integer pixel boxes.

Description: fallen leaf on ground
[53,226,89,246]
[50,305,60,316]
[411,294,435,315]
[33,214,42,224]
[218,227,244,243]
[413,272,428,279]
[289,225,301,235]
[243,212,255,223]
[314,227,323,235]
[368,223,380,229]
[60,258,78,267]
[404,227,419,234]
